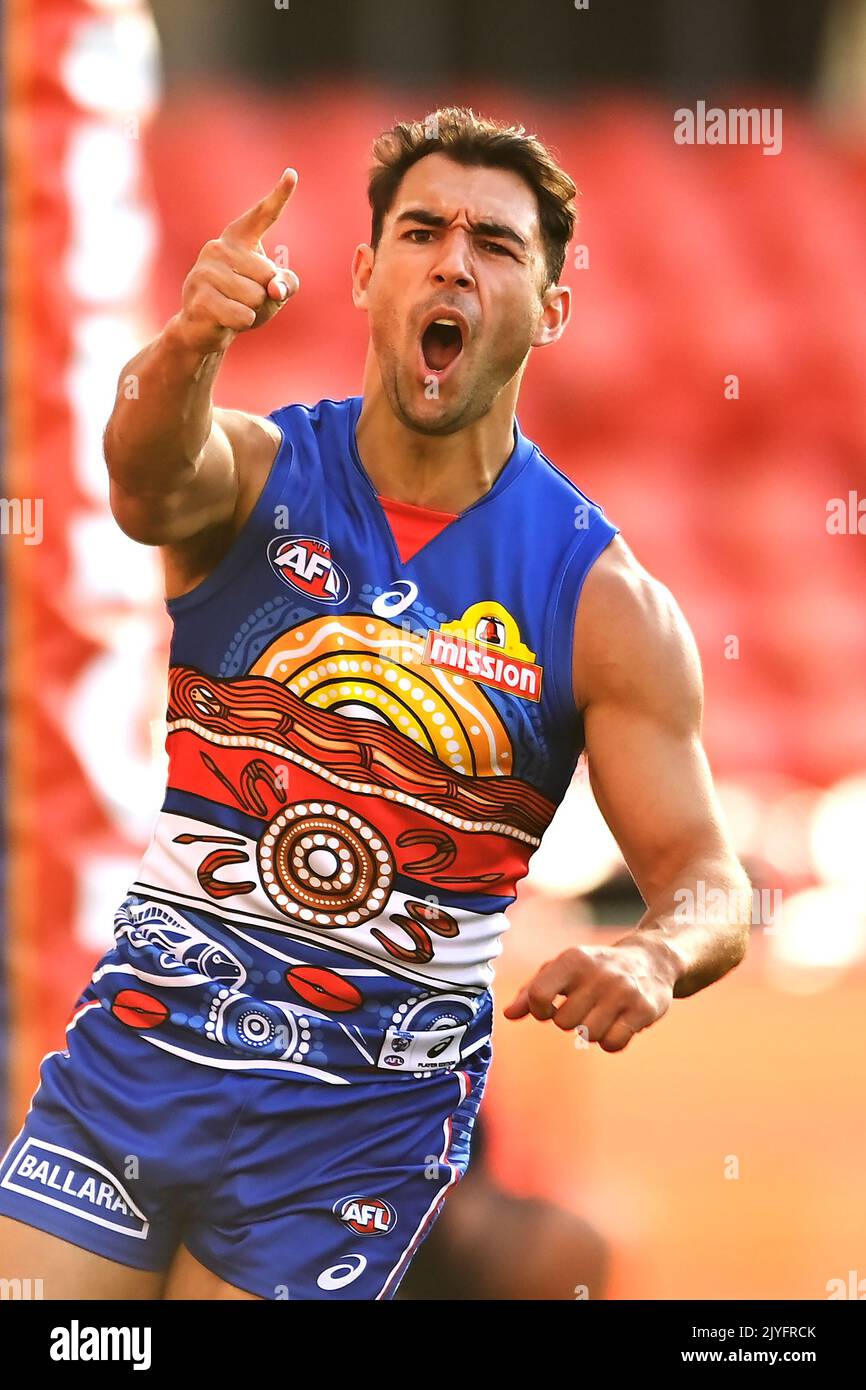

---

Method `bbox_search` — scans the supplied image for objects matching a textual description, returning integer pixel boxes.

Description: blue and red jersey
[89,394,619,1083]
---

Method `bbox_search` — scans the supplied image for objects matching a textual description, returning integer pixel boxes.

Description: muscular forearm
[614,854,752,998]
[104,170,299,504]
[103,316,223,497]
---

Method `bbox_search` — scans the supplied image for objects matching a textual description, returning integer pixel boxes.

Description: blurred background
[3,0,866,1299]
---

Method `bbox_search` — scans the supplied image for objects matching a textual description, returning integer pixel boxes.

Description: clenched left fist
[503,940,678,1052]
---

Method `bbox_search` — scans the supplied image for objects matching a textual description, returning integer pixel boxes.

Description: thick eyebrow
[394,208,528,252]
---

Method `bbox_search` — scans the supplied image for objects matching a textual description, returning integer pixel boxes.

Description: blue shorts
[0,1000,489,1299]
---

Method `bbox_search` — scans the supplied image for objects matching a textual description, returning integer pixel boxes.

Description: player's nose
[428,230,476,291]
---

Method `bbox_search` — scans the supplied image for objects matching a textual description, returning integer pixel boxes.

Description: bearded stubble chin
[371,313,533,437]
[392,371,501,437]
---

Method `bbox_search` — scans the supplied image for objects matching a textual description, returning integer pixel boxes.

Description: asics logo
[371,580,418,618]
[316,1253,368,1290]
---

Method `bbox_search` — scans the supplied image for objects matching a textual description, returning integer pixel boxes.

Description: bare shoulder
[215,406,283,454]
[161,407,282,600]
[571,534,703,726]
[214,407,283,513]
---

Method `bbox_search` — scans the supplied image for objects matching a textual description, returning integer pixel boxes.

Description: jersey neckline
[343,394,535,569]
[376,492,458,522]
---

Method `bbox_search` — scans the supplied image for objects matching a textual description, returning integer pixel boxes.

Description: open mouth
[421,318,464,374]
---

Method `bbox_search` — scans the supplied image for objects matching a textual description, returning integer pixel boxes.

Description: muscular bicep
[108,408,276,547]
[574,540,733,907]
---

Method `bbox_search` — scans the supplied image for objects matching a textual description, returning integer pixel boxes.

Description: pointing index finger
[223,168,298,246]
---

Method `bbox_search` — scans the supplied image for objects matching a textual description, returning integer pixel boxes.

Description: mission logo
[422,600,543,702]
[267,535,350,603]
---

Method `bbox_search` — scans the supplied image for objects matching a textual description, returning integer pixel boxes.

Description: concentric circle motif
[237,1007,278,1047]
[258,801,394,927]
[207,992,302,1059]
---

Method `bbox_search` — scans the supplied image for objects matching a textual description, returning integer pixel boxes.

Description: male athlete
[0,108,751,1300]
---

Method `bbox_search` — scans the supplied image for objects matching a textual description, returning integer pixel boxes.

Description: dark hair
[368,106,578,288]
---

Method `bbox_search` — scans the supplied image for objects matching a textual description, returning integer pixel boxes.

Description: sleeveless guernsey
[95,394,619,1084]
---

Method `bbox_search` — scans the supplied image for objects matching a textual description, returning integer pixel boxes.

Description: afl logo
[267,535,349,604]
[333,1195,397,1236]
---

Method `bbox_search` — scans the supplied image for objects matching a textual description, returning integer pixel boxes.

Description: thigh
[163,1244,263,1300]
[0,1001,226,1284]
[0,1214,165,1300]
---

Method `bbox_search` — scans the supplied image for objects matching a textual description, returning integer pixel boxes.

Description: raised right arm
[104,169,299,547]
